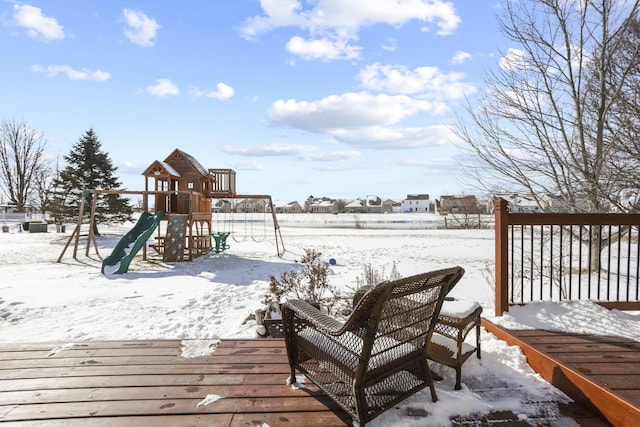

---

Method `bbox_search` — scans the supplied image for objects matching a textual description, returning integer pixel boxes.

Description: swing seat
[212,232,231,253]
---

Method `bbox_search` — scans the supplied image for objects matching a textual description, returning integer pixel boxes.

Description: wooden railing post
[495,199,509,316]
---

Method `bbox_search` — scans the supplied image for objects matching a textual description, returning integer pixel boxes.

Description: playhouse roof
[165,148,209,177]
[141,160,181,177]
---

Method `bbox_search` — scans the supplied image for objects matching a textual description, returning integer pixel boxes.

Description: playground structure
[57,149,285,271]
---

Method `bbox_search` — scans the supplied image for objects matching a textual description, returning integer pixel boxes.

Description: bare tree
[456,0,640,214]
[32,161,57,213]
[0,118,48,212]
[600,17,640,211]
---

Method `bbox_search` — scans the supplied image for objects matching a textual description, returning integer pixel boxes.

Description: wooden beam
[494,199,509,316]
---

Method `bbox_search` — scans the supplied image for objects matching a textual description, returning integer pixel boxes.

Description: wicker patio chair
[282,266,464,426]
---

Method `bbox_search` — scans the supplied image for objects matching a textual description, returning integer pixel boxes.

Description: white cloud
[242,0,460,36]
[358,63,475,99]
[31,64,110,81]
[500,48,526,71]
[286,35,361,61]
[240,0,460,60]
[268,92,434,133]
[452,50,472,64]
[381,38,397,52]
[146,79,179,97]
[222,143,360,162]
[332,124,455,148]
[230,159,264,171]
[123,9,160,47]
[11,4,64,42]
[192,82,235,100]
[303,150,360,161]
[267,92,453,149]
[224,143,309,157]
[240,0,308,39]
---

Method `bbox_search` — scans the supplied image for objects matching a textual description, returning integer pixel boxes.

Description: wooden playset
[57,149,284,268]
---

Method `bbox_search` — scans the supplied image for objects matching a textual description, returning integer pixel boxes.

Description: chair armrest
[283,299,345,336]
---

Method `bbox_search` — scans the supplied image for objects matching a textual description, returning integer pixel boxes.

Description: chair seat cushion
[298,327,419,373]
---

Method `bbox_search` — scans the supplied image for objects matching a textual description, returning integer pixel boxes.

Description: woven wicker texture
[283,266,464,425]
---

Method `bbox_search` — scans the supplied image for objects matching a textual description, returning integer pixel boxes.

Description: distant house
[212,199,232,213]
[490,194,538,213]
[345,199,365,213]
[540,194,592,213]
[401,194,433,213]
[272,200,303,214]
[510,200,540,213]
[235,198,266,213]
[305,196,339,213]
[364,196,383,213]
[439,195,480,214]
[382,199,402,213]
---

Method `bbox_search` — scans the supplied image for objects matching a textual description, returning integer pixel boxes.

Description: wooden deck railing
[495,199,640,316]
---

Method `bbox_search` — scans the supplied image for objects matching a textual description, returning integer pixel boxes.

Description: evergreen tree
[55,128,133,234]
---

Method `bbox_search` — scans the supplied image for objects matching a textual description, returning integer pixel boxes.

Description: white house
[401,194,432,213]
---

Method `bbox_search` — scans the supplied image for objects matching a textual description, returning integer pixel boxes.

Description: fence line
[0,212,50,224]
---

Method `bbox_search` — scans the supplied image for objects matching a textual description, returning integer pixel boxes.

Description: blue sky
[1,0,506,203]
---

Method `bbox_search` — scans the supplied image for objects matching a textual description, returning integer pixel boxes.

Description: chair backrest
[350,266,465,366]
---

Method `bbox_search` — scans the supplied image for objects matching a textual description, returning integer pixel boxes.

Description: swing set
[213,194,283,251]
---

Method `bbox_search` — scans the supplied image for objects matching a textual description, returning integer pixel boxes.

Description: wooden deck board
[0,339,348,426]
[483,319,640,427]
[0,337,618,426]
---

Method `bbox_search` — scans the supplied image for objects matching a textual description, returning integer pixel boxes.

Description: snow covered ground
[1,213,638,426]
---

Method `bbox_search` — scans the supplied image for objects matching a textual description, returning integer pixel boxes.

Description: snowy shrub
[266,248,341,313]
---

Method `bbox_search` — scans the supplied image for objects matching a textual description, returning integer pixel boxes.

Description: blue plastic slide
[101,211,165,274]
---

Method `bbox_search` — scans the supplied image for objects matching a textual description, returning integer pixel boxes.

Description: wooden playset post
[57,189,99,262]
[85,190,100,257]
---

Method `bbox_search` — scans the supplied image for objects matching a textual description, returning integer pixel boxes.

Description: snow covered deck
[0,337,618,426]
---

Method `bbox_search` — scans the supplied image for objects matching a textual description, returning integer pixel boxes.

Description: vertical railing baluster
[558,226,563,300]
[626,225,631,301]
[617,225,622,301]
[530,225,534,302]
[550,225,554,300]
[587,224,593,299]
[636,226,640,300]
[578,225,583,299]
[520,225,524,304]
[607,225,612,300]
[510,224,514,304]
[540,225,544,301]
[569,225,573,300]
[597,225,602,300]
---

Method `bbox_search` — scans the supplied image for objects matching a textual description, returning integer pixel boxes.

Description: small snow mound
[286,375,306,390]
[180,339,219,358]
[196,394,223,408]
[45,343,75,358]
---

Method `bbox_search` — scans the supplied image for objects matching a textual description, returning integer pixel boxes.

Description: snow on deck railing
[494,199,640,316]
